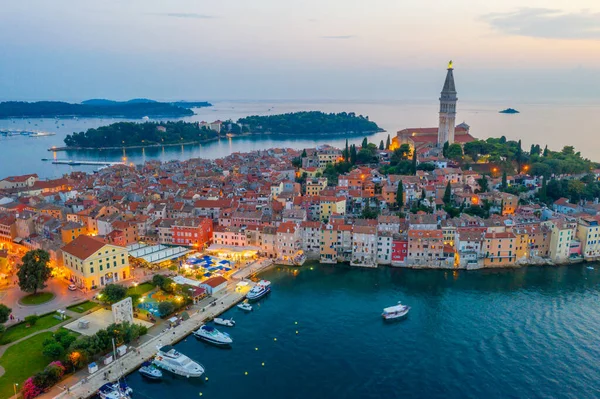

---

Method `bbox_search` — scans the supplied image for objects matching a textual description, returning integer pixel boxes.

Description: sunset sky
[2,0,600,101]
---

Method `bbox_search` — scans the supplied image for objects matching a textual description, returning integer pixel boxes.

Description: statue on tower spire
[448,60,453,69]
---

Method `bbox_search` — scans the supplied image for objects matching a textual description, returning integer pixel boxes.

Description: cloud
[482,8,600,40]
[320,35,354,39]
[154,13,217,19]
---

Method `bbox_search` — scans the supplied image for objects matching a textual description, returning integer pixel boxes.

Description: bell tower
[438,60,458,147]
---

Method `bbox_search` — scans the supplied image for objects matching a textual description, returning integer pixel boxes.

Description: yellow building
[61,222,88,245]
[483,231,516,267]
[319,196,346,221]
[320,225,338,263]
[306,178,328,196]
[61,235,130,289]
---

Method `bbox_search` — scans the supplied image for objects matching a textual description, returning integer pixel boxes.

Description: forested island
[0,98,211,119]
[237,111,382,135]
[61,111,383,149]
[63,121,218,148]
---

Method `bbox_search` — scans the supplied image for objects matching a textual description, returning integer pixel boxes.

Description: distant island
[499,108,520,114]
[59,111,383,150]
[237,111,383,135]
[0,98,212,119]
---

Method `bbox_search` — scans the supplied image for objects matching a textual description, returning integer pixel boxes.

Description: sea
[126,263,600,399]
[0,99,599,179]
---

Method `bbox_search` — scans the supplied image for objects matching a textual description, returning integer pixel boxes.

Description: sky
[1,0,600,101]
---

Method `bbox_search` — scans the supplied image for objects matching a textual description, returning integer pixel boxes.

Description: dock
[41,159,125,166]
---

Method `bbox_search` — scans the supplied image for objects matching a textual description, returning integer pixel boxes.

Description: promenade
[47,283,249,399]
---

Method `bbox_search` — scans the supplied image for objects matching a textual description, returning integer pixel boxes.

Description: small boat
[193,325,233,346]
[153,345,205,378]
[382,302,410,320]
[587,266,594,270]
[237,302,253,312]
[98,381,132,399]
[214,317,235,327]
[139,361,163,380]
[246,280,271,301]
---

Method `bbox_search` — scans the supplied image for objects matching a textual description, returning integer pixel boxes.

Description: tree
[386,134,391,150]
[379,140,384,150]
[543,145,549,157]
[350,144,357,165]
[18,250,52,295]
[158,301,176,318]
[301,149,307,158]
[100,284,127,304]
[516,139,523,171]
[539,176,547,201]
[411,150,418,175]
[501,171,508,191]
[446,143,463,160]
[0,304,11,323]
[152,274,167,287]
[361,137,368,149]
[442,141,449,158]
[43,343,65,360]
[477,174,489,193]
[443,181,452,205]
[343,139,349,161]
[396,181,404,208]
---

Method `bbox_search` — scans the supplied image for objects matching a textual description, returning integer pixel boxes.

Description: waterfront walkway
[45,283,249,399]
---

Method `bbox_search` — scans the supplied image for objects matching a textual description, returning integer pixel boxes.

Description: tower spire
[437,61,458,147]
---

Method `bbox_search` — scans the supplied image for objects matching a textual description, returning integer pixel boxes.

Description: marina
[41,159,126,166]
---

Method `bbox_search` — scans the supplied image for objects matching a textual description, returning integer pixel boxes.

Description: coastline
[48,130,385,152]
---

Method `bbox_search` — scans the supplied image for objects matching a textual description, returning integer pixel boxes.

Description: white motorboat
[237,302,253,312]
[153,345,205,378]
[139,361,163,380]
[246,280,271,301]
[214,317,235,327]
[382,302,410,320]
[193,325,233,346]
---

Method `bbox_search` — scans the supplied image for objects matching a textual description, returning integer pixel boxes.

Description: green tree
[100,284,127,304]
[501,171,508,191]
[0,304,11,323]
[18,249,52,295]
[152,274,167,287]
[43,343,65,360]
[386,134,391,150]
[442,141,449,158]
[343,139,349,161]
[443,181,452,205]
[396,181,404,208]
[361,137,368,149]
[411,150,417,175]
[446,143,463,160]
[158,301,176,318]
[350,144,357,165]
[379,140,384,150]
[477,174,489,193]
[301,149,307,158]
[543,145,549,157]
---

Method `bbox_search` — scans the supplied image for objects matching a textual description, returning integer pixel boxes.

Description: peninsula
[0,98,211,119]
[499,108,520,114]
[59,111,383,150]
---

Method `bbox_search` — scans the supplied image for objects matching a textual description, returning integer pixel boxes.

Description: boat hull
[382,308,410,321]
[139,370,162,380]
[193,332,232,347]
[246,287,271,301]
[153,360,205,378]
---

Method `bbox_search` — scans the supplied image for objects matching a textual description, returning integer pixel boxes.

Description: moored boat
[214,317,235,327]
[382,302,410,320]
[98,381,132,399]
[246,280,271,301]
[193,325,233,346]
[139,361,163,380]
[237,302,253,312]
[153,345,205,378]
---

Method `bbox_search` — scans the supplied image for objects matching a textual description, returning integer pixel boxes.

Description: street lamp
[13,383,18,396]
[133,281,138,295]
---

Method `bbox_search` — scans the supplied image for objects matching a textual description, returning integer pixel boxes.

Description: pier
[41,159,125,166]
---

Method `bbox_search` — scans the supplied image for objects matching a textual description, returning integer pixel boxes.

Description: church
[391,61,476,154]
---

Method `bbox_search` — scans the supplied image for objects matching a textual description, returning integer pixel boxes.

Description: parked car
[68,284,77,291]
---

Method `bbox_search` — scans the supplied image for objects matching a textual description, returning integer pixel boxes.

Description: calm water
[127,263,600,399]
[1,100,599,178]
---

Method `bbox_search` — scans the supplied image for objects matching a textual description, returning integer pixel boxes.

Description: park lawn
[0,313,70,345]
[20,292,55,305]
[0,332,54,398]
[127,282,154,296]
[67,300,98,313]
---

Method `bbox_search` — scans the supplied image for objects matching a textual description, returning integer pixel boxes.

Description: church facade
[391,61,475,154]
